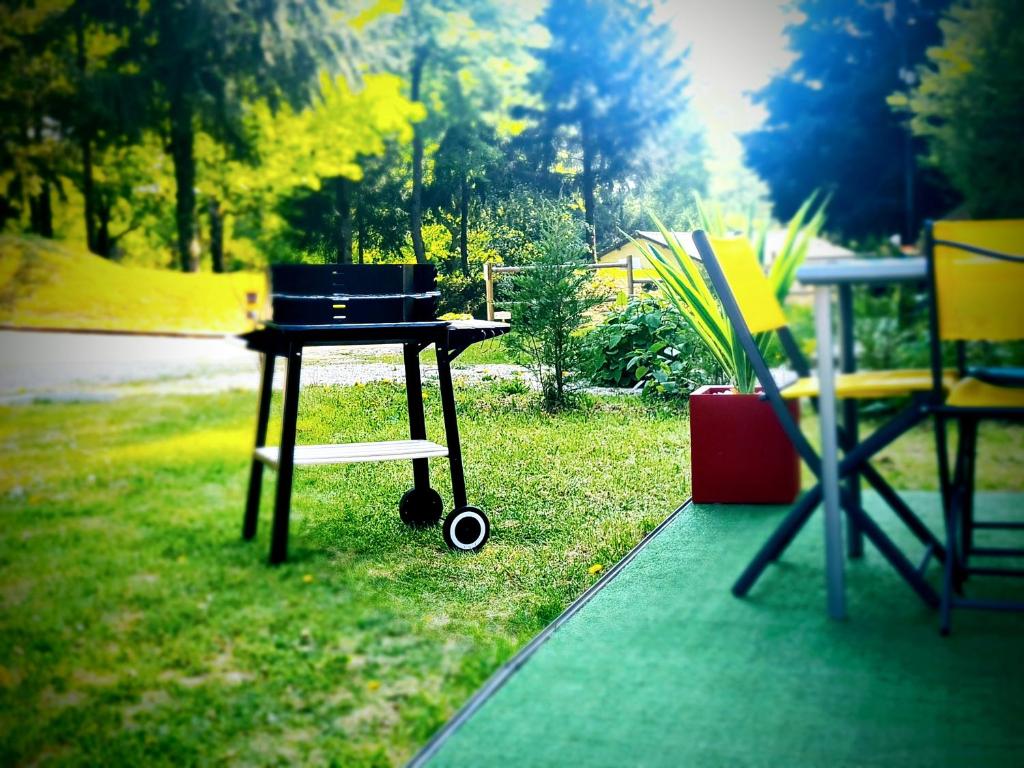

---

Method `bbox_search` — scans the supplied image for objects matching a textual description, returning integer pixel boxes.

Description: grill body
[241,263,508,563]
[269,264,440,326]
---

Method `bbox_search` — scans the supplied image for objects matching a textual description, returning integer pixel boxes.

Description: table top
[797,257,927,286]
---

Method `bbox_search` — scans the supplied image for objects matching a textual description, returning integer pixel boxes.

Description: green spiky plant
[634,192,827,393]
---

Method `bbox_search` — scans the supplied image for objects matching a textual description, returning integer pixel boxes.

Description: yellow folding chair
[694,233,951,606]
[925,219,1024,634]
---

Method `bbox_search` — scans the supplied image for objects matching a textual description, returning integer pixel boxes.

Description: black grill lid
[268,264,440,326]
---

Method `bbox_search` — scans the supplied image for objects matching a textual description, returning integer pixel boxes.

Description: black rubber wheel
[398,487,443,528]
[442,506,490,552]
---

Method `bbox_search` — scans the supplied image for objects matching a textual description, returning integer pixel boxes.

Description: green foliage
[612,113,709,236]
[0,0,712,302]
[639,193,827,393]
[852,285,1024,373]
[890,0,1024,217]
[0,1,78,235]
[580,297,725,397]
[504,207,608,410]
[390,0,539,264]
[429,227,501,316]
[743,0,955,242]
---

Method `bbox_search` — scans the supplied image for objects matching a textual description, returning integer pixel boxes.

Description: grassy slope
[0,235,266,334]
[1,383,1019,765]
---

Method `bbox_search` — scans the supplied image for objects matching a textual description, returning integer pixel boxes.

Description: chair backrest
[929,219,1024,342]
[694,230,817,462]
[705,235,789,334]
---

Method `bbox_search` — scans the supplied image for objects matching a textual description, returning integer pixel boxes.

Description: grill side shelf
[255,440,449,469]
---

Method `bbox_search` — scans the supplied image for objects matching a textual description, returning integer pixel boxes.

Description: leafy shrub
[854,284,1024,371]
[581,296,725,397]
[436,269,485,317]
[504,208,607,411]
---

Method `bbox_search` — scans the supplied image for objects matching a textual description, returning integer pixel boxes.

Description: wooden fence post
[484,262,495,322]
[625,254,635,297]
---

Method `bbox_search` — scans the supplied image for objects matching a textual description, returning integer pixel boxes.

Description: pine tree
[518,0,688,258]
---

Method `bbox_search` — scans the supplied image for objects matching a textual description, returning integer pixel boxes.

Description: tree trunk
[169,94,198,271]
[409,49,428,264]
[96,198,112,258]
[81,137,98,253]
[356,205,366,264]
[76,17,98,255]
[335,178,353,264]
[0,193,14,231]
[29,180,53,238]
[581,123,598,261]
[208,197,224,273]
[459,174,470,276]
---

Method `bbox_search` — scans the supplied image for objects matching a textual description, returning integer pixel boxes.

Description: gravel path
[0,330,636,404]
[0,330,504,403]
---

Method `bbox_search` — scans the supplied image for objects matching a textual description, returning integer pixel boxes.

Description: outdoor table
[796,257,927,619]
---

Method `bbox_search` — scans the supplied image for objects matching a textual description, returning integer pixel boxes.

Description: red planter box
[689,384,800,504]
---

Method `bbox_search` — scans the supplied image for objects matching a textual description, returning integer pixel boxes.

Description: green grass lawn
[357,338,513,368]
[0,382,688,766]
[1,383,1020,765]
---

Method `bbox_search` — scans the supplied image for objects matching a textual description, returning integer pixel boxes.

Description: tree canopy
[743,0,957,243]
[890,0,1024,218]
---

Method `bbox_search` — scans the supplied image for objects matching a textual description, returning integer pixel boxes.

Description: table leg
[270,344,302,565]
[403,343,431,493]
[244,352,276,540]
[838,284,864,559]
[815,285,846,619]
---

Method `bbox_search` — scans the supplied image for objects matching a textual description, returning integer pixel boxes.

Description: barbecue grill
[241,263,508,563]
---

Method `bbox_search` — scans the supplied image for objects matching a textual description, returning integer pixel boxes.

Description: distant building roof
[763,230,854,262]
[600,229,853,264]
[598,231,699,260]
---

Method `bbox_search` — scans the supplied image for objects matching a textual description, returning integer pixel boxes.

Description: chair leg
[841,396,864,559]
[934,414,954,521]
[940,486,961,636]
[839,488,941,609]
[732,486,822,597]
[858,461,947,563]
[961,418,979,569]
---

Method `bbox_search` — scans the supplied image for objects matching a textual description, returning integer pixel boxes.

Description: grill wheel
[443,506,490,552]
[398,487,443,527]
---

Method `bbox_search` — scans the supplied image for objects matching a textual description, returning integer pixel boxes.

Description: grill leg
[435,343,467,509]
[244,352,276,540]
[404,343,431,493]
[270,345,302,565]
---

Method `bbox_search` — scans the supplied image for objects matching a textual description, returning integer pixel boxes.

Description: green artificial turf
[422,491,1024,768]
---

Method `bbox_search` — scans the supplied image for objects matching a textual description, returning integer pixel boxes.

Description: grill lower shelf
[255,440,448,469]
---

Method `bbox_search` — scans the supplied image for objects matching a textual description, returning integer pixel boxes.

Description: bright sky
[653,0,798,195]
